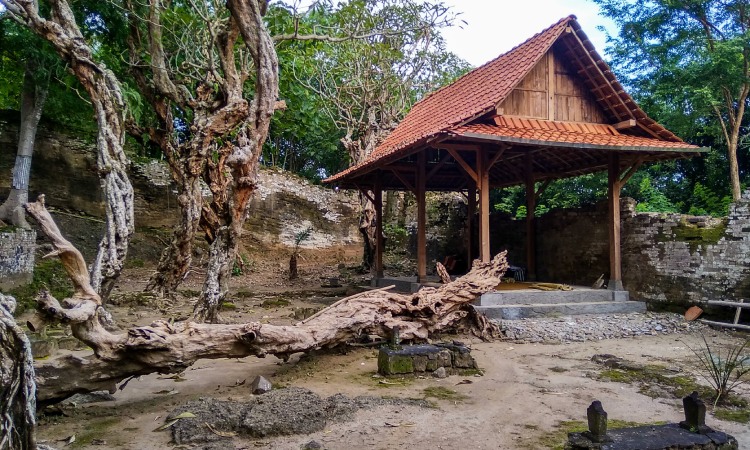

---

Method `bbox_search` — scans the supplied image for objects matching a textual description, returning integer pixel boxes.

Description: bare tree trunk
[146,176,202,296]
[25,195,506,403]
[0,65,47,229]
[0,295,37,450]
[2,0,135,301]
[359,195,377,270]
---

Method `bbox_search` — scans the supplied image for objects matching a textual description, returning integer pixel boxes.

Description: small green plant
[688,334,750,407]
[289,226,312,280]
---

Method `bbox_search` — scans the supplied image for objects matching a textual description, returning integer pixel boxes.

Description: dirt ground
[27,248,750,450]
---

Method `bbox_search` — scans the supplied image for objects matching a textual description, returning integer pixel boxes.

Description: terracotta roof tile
[325,15,698,185]
[377,16,571,155]
[452,123,700,150]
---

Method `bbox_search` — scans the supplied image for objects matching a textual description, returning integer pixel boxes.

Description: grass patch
[549,366,568,373]
[261,298,290,308]
[71,416,121,448]
[221,301,237,310]
[597,363,747,408]
[714,407,750,424]
[422,386,467,402]
[9,259,73,316]
[531,419,664,450]
[124,258,145,268]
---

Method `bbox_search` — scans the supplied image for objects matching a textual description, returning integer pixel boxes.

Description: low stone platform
[475,286,646,320]
[372,276,443,293]
[377,342,477,376]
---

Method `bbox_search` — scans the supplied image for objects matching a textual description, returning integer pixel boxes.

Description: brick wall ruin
[488,192,750,306]
[0,229,35,290]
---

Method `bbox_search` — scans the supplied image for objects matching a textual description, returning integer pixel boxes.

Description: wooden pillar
[608,153,623,291]
[374,178,383,279]
[525,153,536,280]
[466,184,476,267]
[478,148,490,262]
[417,152,427,281]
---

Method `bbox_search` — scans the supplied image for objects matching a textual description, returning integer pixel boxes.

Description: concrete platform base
[475,285,646,320]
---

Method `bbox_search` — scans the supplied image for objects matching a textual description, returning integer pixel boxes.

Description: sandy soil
[28,247,750,449]
[35,327,749,449]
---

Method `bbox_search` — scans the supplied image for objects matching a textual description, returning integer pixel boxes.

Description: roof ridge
[412,15,576,109]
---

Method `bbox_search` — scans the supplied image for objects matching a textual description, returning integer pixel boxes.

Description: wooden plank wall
[498,49,606,123]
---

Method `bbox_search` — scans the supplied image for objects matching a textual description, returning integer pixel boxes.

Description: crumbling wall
[490,193,750,306]
[0,229,35,290]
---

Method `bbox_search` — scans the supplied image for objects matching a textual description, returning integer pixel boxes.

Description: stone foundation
[0,229,35,290]
[377,342,477,376]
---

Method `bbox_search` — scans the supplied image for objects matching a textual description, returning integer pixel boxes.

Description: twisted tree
[1,0,135,298]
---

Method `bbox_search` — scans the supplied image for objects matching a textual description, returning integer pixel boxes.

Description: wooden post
[608,153,623,291]
[525,153,536,280]
[374,178,383,279]
[467,184,476,268]
[417,152,427,281]
[478,148,490,262]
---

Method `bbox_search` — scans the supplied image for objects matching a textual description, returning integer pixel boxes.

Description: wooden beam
[355,184,375,204]
[525,153,536,280]
[619,158,644,185]
[535,179,552,200]
[426,153,451,181]
[417,152,427,281]
[390,169,417,194]
[608,153,623,291]
[467,184,476,267]
[488,146,508,169]
[445,148,478,184]
[478,148,490,263]
[612,119,636,130]
[547,51,555,121]
[374,178,383,278]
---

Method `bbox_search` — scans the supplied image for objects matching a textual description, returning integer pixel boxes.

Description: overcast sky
[440,0,616,66]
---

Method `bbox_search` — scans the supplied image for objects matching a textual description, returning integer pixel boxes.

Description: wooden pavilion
[325,15,704,291]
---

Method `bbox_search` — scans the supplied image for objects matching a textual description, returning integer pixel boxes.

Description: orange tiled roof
[369,16,573,161]
[451,122,701,151]
[325,15,699,185]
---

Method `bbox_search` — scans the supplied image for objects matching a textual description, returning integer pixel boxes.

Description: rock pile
[496,312,707,344]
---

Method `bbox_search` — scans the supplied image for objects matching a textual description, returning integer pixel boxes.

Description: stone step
[478,289,628,306]
[475,300,647,320]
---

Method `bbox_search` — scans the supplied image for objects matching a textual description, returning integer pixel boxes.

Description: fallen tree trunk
[26,196,507,403]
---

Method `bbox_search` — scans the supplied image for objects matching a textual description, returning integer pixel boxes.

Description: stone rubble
[495,312,708,344]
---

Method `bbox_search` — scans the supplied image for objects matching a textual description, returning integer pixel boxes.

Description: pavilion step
[478,289,628,306]
[475,301,647,320]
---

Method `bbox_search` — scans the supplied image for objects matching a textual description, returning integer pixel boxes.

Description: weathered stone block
[29,335,58,359]
[378,348,414,375]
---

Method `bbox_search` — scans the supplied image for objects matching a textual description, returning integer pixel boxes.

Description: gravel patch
[495,312,708,344]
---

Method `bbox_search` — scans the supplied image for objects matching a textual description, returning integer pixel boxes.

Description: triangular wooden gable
[497,45,607,123]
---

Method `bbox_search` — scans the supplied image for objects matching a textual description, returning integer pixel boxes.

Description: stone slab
[475,301,647,320]
[479,289,627,306]
[566,423,737,450]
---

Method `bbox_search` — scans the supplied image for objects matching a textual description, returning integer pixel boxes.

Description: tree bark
[0,295,38,450]
[0,64,47,229]
[25,196,507,403]
[191,0,279,322]
[2,0,136,300]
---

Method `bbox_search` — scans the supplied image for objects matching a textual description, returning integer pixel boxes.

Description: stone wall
[0,111,361,255]
[488,193,750,306]
[0,229,35,290]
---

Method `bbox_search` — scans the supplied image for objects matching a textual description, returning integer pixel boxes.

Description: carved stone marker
[680,391,713,434]
[584,400,612,443]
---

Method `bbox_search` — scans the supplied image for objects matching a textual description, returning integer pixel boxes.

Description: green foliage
[9,259,74,316]
[686,183,731,216]
[688,334,750,407]
[594,0,750,201]
[266,0,469,180]
[634,177,677,213]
